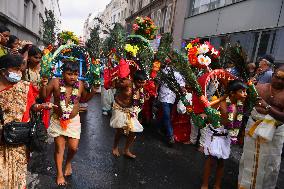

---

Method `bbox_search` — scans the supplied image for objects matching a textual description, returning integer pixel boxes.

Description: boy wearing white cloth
[238,66,284,189]
[111,70,147,159]
[201,80,248,189]
[40,61,98,186]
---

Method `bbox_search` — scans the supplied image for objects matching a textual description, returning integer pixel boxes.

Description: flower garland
[133,84,145,113]
[59,79,79,130]
[132,16,158,40]
[225,97,244,144]
[58,31,79,45]
[186,38,220,69]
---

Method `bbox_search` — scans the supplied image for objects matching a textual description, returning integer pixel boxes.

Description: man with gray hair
[256,54,274,84]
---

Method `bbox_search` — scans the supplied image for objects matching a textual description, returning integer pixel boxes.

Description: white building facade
[0,0,61,45]
[83,0,128,41]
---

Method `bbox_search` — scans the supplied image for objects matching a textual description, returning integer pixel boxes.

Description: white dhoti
[110,102,143,133]
[48,114,81,139]
[101,87,115,112]
[238,109,284,189]
[204,125,231,159]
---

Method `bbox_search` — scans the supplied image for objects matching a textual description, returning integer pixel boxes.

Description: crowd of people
[0,25,99,187]
[100,40,284,189]
[0,19,284,189]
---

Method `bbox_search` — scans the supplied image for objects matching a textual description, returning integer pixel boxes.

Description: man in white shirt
[158,66,186,145]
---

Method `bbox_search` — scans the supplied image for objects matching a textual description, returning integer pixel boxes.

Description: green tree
[156,33,173,63]
[42,9,59,45]
[85,25,101,58]
[102,23,126,56]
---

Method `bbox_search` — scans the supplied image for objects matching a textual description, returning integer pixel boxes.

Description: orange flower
[186,106,193,113]
[153,61,161,71]
[60,119,71,131]
[145,29,150,34]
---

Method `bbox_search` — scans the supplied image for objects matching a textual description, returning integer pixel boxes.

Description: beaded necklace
[133,84,145,113]
[59,79,79,130]
[225,97,244,144]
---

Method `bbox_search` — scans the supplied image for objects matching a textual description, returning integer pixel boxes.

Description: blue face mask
[5,71,22,83]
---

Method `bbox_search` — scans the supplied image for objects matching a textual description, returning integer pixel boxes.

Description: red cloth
[157,104,191,142]
[22,83,38,122]
[171,104,191,142]
[118,58,130,78]
[144,80,157,97]
[192,69,236,114]
[141,98,153,124]
[42,96,51,129]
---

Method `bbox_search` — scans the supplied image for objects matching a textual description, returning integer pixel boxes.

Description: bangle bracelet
[265,105,271,111]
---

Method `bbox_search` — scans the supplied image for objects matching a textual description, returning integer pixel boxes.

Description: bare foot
[57,175,67,186]
[200,185,208,189]
[124,150,136,159]
[64,163,72,177]
[112,148,120,157]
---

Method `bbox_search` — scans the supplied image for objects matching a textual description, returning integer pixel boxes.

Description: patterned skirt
[0,144,27,189]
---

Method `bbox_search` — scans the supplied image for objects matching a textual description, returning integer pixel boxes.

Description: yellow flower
[185,43,192,50]
[125,44,139,57]
[211,95,218,102]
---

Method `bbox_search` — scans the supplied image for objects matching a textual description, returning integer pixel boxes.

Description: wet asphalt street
[27,94,284,189]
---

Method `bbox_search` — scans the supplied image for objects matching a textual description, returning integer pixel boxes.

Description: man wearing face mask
[0,54,55,188]
[0,25,10,57]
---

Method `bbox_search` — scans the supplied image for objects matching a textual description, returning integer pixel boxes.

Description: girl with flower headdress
[40,60,98,186]
[201,80,247,189]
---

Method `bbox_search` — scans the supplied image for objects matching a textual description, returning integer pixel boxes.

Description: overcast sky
[59,0,112,36]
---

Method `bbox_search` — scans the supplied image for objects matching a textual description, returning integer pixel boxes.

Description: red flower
[144,80,157,97]
[132,23,139,31]
[111,48,116,53]
[188,55,198,66]
[191,38,200,45]
[188,46,198,56]
[150,70,157,78]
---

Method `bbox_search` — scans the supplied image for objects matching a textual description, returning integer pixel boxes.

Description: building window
[151,11,155,22]
[39,13,43,36]
[190,0,244,16]
[164,4,173,33]
[156,9,162,33]
[24,0,29,26]
[257,30,276,59]
[271,28,284,64]
[32,3,36,30]
[210,31,259,62]
[138,0,143,10]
